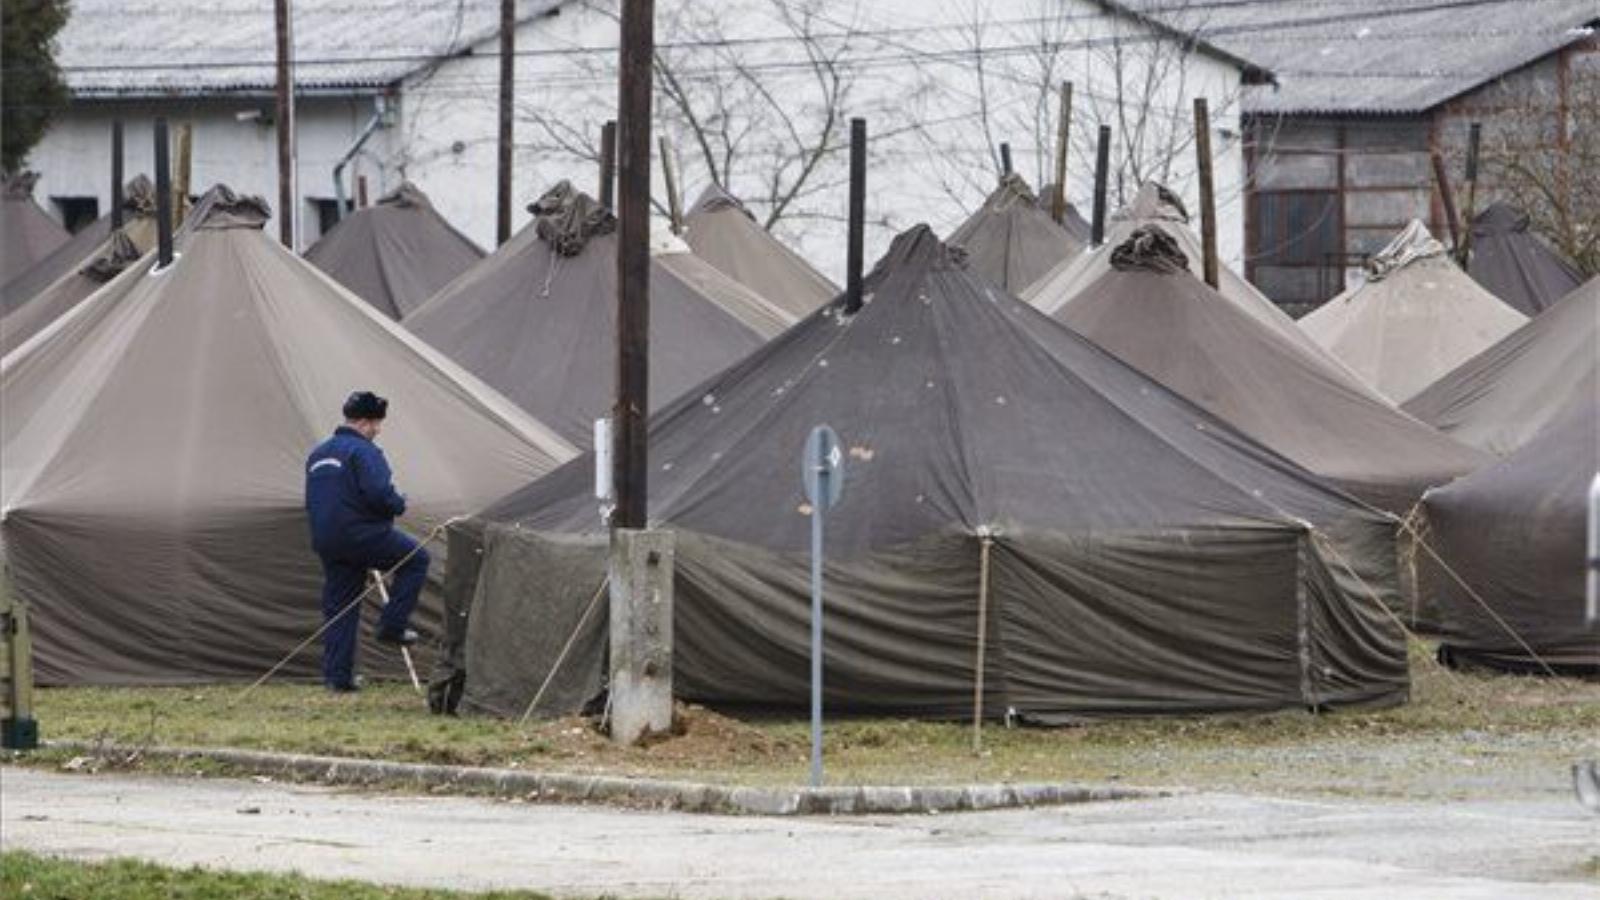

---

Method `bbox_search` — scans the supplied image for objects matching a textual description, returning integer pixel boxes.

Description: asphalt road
[3,767,1597,899]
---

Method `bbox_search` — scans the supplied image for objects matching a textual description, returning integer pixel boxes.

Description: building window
[308,198,341,241]
[1250,190,1343,313]
[52,196,100,234]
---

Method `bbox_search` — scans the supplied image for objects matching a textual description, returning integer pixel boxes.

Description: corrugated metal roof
[1134,0,1599,115]
[56,0,562,97]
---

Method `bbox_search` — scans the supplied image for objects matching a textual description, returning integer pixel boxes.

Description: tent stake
[972,535,993,755]
[110,121,124,229]
[659,136,683,234]
[1051,82,1072,225]
[1090,125,1111,247]
[599,120,618,210]
[1193,98,1220,290]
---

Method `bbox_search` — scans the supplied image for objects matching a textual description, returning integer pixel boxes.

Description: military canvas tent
[456,225,1408,723]
[1050,226,1487,515]
[1300,220,1528,404]
[947,174,1085,293]
[1466,203,1583,316]
[1033,184,1093,245]
[1418,395,1598,675]
[1,175,155,318]
[1,173,69,284]
[681,185,836,318]
[0,189,574,685]
[405,182,792,445]
[1023,183,1358,377]
[1404,278,1597,456]
[1,177,166,357]
[305,182,484,320]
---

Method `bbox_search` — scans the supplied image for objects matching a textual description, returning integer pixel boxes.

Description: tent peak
[377,181,433,210]
[867,224,967,285]
[688,182,751,219]
[529,181,616,257]
[993,172,1039,206]
[3,171,42,199]
[1119,182,1189,225]
[191,186,272,230]
[1366,220,1445,281]
[1109,226,1191,275]
[1471,202,1530,234]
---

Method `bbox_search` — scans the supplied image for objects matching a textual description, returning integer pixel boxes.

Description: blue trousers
[319,529,430,688]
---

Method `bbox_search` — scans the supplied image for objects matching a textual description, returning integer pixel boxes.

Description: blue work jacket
[305,426,407,556]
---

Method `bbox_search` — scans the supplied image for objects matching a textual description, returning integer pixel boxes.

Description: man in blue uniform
[304,391,429,692]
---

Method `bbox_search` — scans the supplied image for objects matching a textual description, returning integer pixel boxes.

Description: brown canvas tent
[1033,183,1093,245]
[1418,395,1598,675]
[1404,278,1597,456]
[1,177,165,357]
[455,225,1408,722]
[0,188,574,685]
[305,182,484,320]
[1051,227,1487,515]
[681,185,836,318]
[947,174,1085,293]
[1466,203,1583,316]
[1300,220,1527,404]
[1024,183,1360,378]
[1,175,156,318]
[405,182,792,445]
[1,173,69,284]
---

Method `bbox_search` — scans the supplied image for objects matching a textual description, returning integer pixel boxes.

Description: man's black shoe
[326,676,364,693]
[376,627,419,647]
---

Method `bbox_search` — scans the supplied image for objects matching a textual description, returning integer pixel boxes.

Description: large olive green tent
[1466,203,1583,316]
[1300,220,1527,404]
[1050,226,1488,516]
[405,182,792,445]
[452,225,1408,723]
[1404,278,1597,456]
[681,184,836,318]
[1,172,69,284]
[1,189,574,685]
[305,182,484,320]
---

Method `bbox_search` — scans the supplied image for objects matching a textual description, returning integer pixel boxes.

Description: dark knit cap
[342,391,389,420]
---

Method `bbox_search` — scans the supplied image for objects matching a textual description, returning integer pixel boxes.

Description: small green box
[2,716,38,751]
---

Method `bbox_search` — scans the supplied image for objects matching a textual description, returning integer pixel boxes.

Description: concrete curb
[41,740,1169,816]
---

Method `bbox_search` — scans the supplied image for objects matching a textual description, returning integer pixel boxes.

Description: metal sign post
[802,425,844,788]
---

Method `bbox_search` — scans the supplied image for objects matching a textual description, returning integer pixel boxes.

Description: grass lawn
[15,640,1600,800]
[0,850,565,899]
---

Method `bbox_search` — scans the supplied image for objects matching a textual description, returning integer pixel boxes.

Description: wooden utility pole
[999,142,1013,178]
[659,136,683,234]
[844,118,866,314]
[1090,125,1111,247]
[154,118,175,268]
[1050,82,1072,225]
[1431,150,1462,251]
[174,123,193,226]
[599,120,618,209]
[1459,122,1482,265]
[612,0,655,531]
[110,121,124,229]
[1193,98,1219,290]
[274,0,294,248]
[496,0,515,245]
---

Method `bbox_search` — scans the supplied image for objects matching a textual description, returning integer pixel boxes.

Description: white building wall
[25,94,396,249]
[26,0,1247,279]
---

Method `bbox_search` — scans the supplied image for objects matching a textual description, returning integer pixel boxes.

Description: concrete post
[609,528,674,745]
